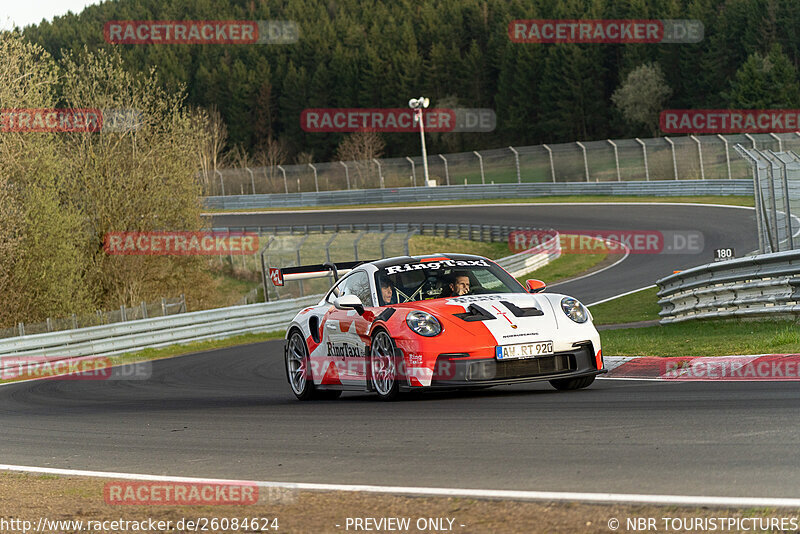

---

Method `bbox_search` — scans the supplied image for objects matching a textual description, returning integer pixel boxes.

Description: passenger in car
[379,276,398,305]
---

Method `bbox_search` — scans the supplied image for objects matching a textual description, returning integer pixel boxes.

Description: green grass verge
[589,286,660,325]
[409,235,511,259]
[601,319,800,357]
[0,331,286,385]
[205,195,754,213]
[516,250,608,287]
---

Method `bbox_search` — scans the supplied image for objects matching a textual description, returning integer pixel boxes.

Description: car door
[322,270,374,388]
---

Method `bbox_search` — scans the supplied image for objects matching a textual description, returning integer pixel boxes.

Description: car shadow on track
[334,385,603,403]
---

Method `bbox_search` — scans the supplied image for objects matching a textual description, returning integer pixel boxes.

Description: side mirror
[525,279,547,293]
[333,294,365,315]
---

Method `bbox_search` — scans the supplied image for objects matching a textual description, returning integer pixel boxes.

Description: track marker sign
[714,248,735,262]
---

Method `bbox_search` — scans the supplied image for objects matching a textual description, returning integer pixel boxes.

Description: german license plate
[495,341,554,360]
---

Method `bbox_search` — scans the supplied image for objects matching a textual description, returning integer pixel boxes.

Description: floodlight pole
[410,97,431,186]
[416,108,430,185]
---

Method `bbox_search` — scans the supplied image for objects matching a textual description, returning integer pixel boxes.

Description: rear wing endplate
[269,260,374,286]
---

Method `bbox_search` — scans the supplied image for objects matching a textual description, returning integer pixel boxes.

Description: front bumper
[412,343,604,388]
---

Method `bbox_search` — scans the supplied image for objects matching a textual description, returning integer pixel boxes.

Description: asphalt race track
[4,202,795,499]
[1,344,799,497]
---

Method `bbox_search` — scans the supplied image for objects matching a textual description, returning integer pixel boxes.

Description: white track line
[1,464,798,508]
[203,201,755,216]
[587,285,657,307]
[549,241,631,289]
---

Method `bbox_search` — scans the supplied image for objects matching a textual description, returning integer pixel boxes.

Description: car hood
[393,293,562,342]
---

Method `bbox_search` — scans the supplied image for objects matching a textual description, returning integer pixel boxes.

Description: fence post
[404,231,416,255]
[664,137,679,180]
[405,156,417,187]
[717,134,732,180]
[353,232,366,260]
[607,139,621,181]
[373,158,384,188]
[756,149,781,251]
[509,146,521,183]
[215,169,225,196]
[18,322,24,337]
[635,138,650,181]
[120,305,127,322]
[309,163,319,192]
[324,233,337,263]
[141,301,147,319]
[745,133,757,149]
[438,154,450,186]
[72,313,78,329]
[180,294,186,313]
[736,146,767,253]
[245,166,255,194]
[296,234,310,296]
[576,142,589,181]
[543,144,556,182]
[690,135,705,180]
[46,318,52,332]
[380,232,391,258]
[473,151,485,184]
[278,165,288,194]
[768,149,795,250]
[339,161,351,190]
[161,297,167,316]
[770,132,783,152]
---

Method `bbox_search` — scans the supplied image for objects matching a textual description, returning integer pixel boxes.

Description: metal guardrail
[222,223,546,244]
[204,180,754,210]
[498,232,561,278]
[0,295,321,361]
[0,295,186,340]
[656,250,800,324]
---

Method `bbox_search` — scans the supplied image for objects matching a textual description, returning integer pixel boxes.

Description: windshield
[374,258,525,305]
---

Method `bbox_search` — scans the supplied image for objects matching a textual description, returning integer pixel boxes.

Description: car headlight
[561,297,589,323]
[406,310,442,337]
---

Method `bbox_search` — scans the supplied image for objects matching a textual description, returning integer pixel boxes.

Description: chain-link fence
[204,133,800,195]
[735,146,800,254]
[0,295,185,340]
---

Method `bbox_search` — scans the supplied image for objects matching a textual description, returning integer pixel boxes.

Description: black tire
[285,330,318,400]
[285,330,344,400]
[369,330,401,401]
[549,375,596,391]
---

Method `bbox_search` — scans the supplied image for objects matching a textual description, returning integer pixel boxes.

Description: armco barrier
[0,242,561,361]
[499,231,561,278]
[204,180,753,210]
[657,250,800,324]
[220,223,551,244]
[0,295,321,362]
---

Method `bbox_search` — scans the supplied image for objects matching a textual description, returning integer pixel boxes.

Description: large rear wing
[268,260,374,286]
